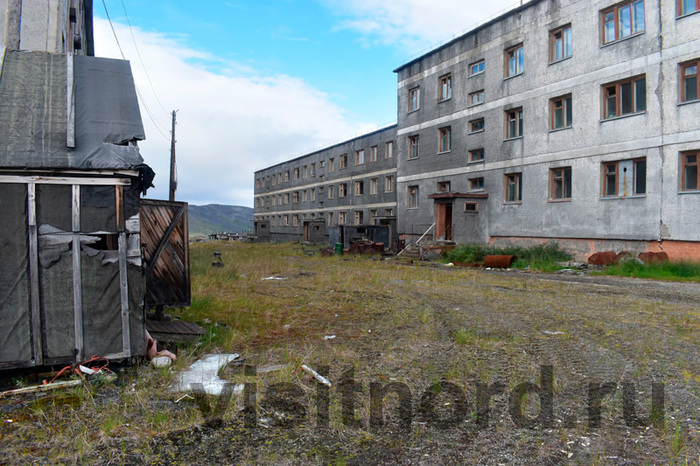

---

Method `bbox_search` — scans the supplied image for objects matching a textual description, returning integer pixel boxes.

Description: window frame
[469,177,484,191]
[677,0,700,16]
[385,141,394,159]
[464,202,479,213]
[469,118,484,134]
[385,175,394,193]
[339,154,347,169]
[370,178,378,195]
[680,60,699,103]
[438,73,452,102]
[469,60,485,76]
[355,149,365,166]
[328,185,334,199]
[354,211,363,225]
[409,86,421,112]
[408,135,420,159]
[469,148,485,163]
[601,0,645,45]
[505,108,524,139]
[438,126,452,153]
[549,167,572,201]
[550,24,573,63]
[505,173,523,203]
[354,180,364,196]
[505,44,524,78]
[602,75,646,119]
[328,158,334,172]
[370,145,378,162]
[437,181,451,193]
[680,151,699,191]
[339,183,347,198]
[469,90,485,107]
[550,95,573,130]
[408,185,419,209]
[602,158,647,197]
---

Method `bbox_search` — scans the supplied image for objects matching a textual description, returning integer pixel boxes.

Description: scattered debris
[542,330,566,335]
[483,255,517,268]
[174,393,194,403]
[212,251,224,267]
[171,353,240,395]
[301,364,331,387]
[323,335,336,340]
[257,364,287,374]
[0,380,83,398]
[262,276,287,281]
[348,240,384,255]
[151,356,173,368]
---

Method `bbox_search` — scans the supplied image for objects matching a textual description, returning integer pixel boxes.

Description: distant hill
[188,204,254,237]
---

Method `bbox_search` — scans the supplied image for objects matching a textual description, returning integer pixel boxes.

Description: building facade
[255,0,700,260]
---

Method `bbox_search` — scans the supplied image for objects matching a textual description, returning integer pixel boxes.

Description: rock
[587,251,617,266]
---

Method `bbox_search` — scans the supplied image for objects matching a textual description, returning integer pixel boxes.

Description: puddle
[171,353,240,395]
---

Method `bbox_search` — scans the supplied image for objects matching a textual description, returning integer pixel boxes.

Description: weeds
[599,260,700,282]
[444,242,572,272]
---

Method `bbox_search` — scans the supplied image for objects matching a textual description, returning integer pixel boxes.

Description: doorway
[435,202,453,240]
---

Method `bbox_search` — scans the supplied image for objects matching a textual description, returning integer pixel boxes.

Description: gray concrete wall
[395,0,700,252]
[254,125,398,242]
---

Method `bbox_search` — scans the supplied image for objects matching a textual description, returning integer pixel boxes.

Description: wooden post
[169,110,178,201]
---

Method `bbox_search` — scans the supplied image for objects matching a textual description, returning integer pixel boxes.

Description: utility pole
[169,110,178,201]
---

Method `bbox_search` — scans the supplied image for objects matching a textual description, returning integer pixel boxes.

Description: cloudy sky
[94,0,516,207]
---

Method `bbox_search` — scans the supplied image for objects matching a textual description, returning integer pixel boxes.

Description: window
[469,90,485,106]
[311,163,316,176]
[303,166,308,178]
[602,0,645,44]
[409,87,420,111]
[328,212,333,225]
[339,183,347,197]
[310,189,316,201]
[385,209,394,216]
[602,158,646,197]
[408,186,419,208]
[505,44,524,78]
[678,0,699,15]
[354,211,363,225]
[681,60,699,103]
[469,118,484,133]
[437,181,451,192]
[603,75,646,119]
[284,215,289,226]
[354,180,364,196]
[370,210,378,225]
[329,158,335,172]
[409,135,420,159]
[438,127,452,153]
[550,95,573,130]
[506,108,523,139]
[439,74,452,101]
[284,171,290,182]
[255,178,260,188]
[328,185,334,199]
[681,152,699,190]
[469,148,485,162]
[505,173,522,203]
[550,25,572,62]
[355,150,365,166]
[272,196,276,206]
[278,194,282,205]
[293,191,299,203]
[340,154,347,169]
[469,177,484,190]
[370,146,378,162]
[293,215,299,227]
[550,167,572,200]
[464,202,478,213]
[338,212,346,224]
[370,178,378,195]
[385,141,394,159]
[278,173,282,184]
[470,60,485,76]
[284,193,289,204]
[385,175,394,193]
[272,175,276,186]
[302,190,307,202]
[293,168,299,180]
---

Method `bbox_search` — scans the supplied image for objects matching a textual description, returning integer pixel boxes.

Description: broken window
[602,158,646,197]
[505,173,522,203]
[603,75,646,119]
[682,152,699,191]
[550,167,572,200]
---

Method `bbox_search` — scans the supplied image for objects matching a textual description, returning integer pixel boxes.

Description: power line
[119,0,171,118]
[101,0,170,142]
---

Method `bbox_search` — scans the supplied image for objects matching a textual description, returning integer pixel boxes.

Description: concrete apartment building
[254,0,700,260]
[253,125,398,243]
[0,0,93,55]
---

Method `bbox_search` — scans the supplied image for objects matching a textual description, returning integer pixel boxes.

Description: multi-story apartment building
[255,0,700,260]
[253,125,398,242]
[0,0,94,55]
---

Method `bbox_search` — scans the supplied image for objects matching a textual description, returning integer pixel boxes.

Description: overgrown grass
[444,242,572,272]
[599,260,700,282]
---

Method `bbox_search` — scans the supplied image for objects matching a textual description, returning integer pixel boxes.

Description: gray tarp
[0,50,145,170]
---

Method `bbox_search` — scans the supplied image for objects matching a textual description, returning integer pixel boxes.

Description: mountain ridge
[187,204,254,237]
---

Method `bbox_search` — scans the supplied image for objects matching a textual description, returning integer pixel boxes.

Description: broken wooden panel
[140,200,191,309]
[0,184,33,366]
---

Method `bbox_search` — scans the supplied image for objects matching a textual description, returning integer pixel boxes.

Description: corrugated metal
[140,199,191,309]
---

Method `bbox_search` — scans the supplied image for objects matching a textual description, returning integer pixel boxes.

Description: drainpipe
[4,0,22,50]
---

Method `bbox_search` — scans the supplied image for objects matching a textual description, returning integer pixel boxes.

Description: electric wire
[101,0,171,141]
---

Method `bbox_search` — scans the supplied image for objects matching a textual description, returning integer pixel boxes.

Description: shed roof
[0,49,145,170]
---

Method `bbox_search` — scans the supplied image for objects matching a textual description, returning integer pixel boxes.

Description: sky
[93,0,517,207]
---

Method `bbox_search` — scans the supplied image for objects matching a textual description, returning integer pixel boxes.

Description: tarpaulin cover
[0,50,145,169]
[0,184,32,364]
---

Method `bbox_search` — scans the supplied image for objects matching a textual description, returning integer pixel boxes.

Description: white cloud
[324,0,519,53]
[93,18,371,207]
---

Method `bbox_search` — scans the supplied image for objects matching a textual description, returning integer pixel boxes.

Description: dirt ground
[2,245,700,465]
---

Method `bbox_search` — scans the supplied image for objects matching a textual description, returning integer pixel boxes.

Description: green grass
[599,260,700,282]
[444,242,572,272]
